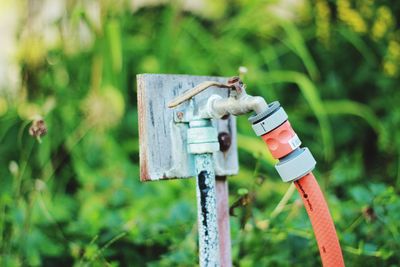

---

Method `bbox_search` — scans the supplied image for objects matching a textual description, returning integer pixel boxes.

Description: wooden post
[216,176,232,267]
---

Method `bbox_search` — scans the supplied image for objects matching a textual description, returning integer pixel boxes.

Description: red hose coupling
[249,101,316,182]
[261,120,301,159]
[249,101,301,159]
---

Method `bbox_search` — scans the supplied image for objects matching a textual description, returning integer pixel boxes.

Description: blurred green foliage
[1,0,400,266]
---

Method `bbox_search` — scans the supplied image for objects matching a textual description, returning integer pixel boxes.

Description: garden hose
[294,172,345,266]
[249,101,345,267]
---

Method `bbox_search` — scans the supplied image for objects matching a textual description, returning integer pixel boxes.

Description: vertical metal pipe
[216,176,232,267]
[194,153,220,267]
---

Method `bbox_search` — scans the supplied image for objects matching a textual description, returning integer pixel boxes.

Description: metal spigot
[167,77,268,119]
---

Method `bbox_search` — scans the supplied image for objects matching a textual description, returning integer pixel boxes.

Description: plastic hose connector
[261,120,301,159]
[250,102,288,136]
[249,102,316,182]
[275,147,316,182]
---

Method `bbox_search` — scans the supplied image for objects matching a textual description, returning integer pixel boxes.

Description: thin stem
[83,232,127,267]
[15,138,35,198]
[270,183,296,219]
[42,121,94,183]
[396,146,400,190]
[344,214,363,233]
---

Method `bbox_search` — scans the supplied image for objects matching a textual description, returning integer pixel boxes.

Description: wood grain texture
[137,74,238,181]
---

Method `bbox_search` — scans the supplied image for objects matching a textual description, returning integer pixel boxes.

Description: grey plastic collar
[275,147,316,182]
[251,107,288,136]
[248,101,280,124]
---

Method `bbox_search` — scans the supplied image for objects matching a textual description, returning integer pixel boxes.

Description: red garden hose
[294,172,345,267]
[249,101,345,266]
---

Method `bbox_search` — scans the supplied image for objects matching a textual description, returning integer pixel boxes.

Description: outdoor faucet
[167,76,268,119]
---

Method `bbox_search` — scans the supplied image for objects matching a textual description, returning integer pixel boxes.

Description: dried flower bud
[29,118,47,141]
[239,66,248,75]
[362,206,376,222]
[9,161,19,177]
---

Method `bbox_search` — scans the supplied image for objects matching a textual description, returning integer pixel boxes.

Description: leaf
[337,26,376,65]
[323,100,384,135]
[350,186,372,204]
[280,21,320,80]
[106,19,122,73]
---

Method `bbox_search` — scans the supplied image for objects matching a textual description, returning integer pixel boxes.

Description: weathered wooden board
[137,74,239,181]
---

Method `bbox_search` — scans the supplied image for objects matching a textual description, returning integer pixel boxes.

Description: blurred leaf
[280,20,320,80]
[337,27,376,65]
[106,19,123,74]
[323,100,384,135]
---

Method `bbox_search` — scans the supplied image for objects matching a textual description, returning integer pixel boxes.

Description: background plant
[0,0,399,266]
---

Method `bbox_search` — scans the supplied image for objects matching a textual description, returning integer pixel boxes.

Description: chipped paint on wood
[137,74,238,181]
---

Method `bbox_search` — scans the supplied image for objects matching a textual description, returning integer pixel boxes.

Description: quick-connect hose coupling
[249,101,316,182]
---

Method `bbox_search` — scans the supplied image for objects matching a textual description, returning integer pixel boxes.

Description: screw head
[218,132,231,152]
[176,111,184,120]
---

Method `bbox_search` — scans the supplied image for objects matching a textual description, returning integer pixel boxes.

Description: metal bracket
[137,74,239,181]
